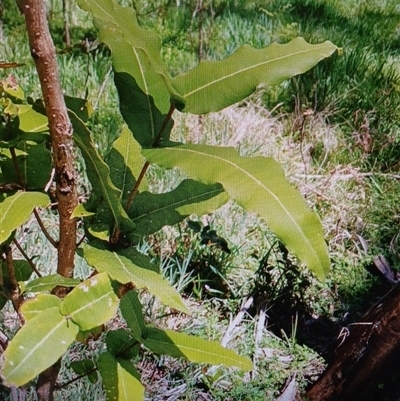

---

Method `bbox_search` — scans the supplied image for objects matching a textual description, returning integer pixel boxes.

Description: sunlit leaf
[60,272,119,331]
[143,144,330,280]
[71,203,95,219]
[0,191,49,244]
[172,38,338,114]
[82,244,188,313]
[107,125,148,203]
[99,351,144,401]
[143,327,252,371]
[2,307,79,386]
[20,293,61,321]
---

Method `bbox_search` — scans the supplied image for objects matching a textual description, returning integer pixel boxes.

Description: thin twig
[12,238,42,277]
[33,208,59,248]
[124,103,176,213]
[9,146,26,188]
[4,246,24,318]
[252,300,268,379]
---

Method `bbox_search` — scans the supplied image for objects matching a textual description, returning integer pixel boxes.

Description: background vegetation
[1,0,400,399]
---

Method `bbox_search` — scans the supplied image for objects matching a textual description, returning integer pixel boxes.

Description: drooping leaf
[143,327,252,371]
[20,293,61,321]
[99,351,144,401]
[76,0,178,147]
[143,144,330,280]
[113,72,174,148]
[0,191,49,244]
[23,274,80,293]
[2,307,79,387]
[129,179,228,240]
[70,109,133,231]
[107,125,148,204]
[172,37,339,114]
[120,290,145,342]
[60,272,119,331]
[81,244,188,313]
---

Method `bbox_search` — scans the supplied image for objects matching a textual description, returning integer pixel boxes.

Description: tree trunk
[306,283,400,401]
[19,1,78,399]
[20,0,77,290]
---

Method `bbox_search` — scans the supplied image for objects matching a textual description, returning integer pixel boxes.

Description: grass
[1,0,400,399]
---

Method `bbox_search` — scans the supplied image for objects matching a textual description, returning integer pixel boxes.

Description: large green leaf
[107,125,148,204]
[143,327,252,371]
[81,244,188,313]
[129,179,228,240]
[143,144,330,280]
[76,0,178,147]
[0,191,49,244]
[70,110,133,231]
[172,37,339,114]
[2,307,79,386]
[60,272,119,331]
[99,351,144,401]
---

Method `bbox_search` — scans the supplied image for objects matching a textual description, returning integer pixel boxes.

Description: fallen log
[306,283,400,401]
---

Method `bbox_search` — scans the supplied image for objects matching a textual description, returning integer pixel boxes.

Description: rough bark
[306,283,400,401]
[19,1,78,399]
[20,0,78,289]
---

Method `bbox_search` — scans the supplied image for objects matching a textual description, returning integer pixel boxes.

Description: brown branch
[12,238,42,278]
[20,1,79,398]
[33,207,58,248]
[21,0,78,289]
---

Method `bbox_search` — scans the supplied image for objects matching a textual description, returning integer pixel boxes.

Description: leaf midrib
[183,44,330,98]
[158,146,318,263]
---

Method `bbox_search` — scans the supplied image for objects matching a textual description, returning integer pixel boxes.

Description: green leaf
[76,0,178,147]
[60,272,119,331]
[69,359,97,383]
[2,307,79,386]
[129,179,228,240]
[18,107,49,133]
[71,203,95,219]
[120,290,145,342]
[143,144,330,280]
[82,244,188,313]
[172,37,338,114]
[106,329,140,360]
[70,110,133,231]
[107,125,148,204]
[23,274,80,293]
[143,327,252,371]
[0,191,49,244]
[99,351,144,401]
[0,141,52,189]
[113,72,174,148]
[20,293,61,321]
[76,0,173,111]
